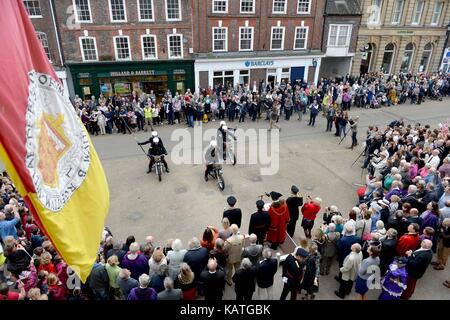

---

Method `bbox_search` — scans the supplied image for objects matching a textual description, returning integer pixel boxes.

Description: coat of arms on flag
[25,71,91,212]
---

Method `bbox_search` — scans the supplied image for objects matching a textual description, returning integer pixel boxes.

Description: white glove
[282,277,288,284]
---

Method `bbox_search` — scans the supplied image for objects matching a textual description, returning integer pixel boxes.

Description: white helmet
[210,140,217,148]
[220,121,226,127]
[151,131,158,137]
[153,137,160,144]
[222,125,228,131]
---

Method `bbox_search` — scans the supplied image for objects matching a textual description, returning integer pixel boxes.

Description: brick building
[53,0,196,99]
[192,0,326,91]
[23,0,70,97]
[319,0,362,79]
[352,0,450,75]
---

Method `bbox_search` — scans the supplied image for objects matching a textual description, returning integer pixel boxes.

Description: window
[327,24,351,47]
[79,37,98,61]
[213,70,234,87]
[419,43,433,72]
[270,26,285,50]
[36,32,51,61]
[73,0,92,22]
[168,34,183,58]
[109,0,127,22]
[114,36,131,60]
[401,43,415,72]
[141,35,157,59]
[24,1,42,17]
[212,0,228,13]
[138,0,154,21]
[239,27,253,51]
[213,27,228,52]
[166,0,181,21]
[381,43,395,74]
[240,0,255,14]
[294,26,308,49]
[297,0,311,14]
[431,1,443,25]
[411,0,424,25]
[273,0,287,14]
[239,70,249,85]
[368,0,382,24]
[391,0,403,24]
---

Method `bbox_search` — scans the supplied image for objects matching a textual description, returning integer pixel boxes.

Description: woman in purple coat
[378,257,408,300]
[128,274,157,300]
[121,242,149,280]
[420,202,440,233]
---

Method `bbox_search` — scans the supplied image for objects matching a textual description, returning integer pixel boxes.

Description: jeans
[188,115,194,127]
[308,114,317,126]
[326,117,333,131]
[352,131,358,147]
[339,125,347,137]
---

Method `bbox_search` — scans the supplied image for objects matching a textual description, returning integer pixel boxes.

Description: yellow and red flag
[0,0,109,282]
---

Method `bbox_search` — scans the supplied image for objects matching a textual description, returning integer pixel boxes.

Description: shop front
[194,55,322,93]
[68,60,194,100]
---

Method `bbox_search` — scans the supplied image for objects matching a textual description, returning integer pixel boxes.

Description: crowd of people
[72,72,450,136]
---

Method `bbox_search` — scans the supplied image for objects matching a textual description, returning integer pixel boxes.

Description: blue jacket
[0,218,19,241]
[337,235,360,265]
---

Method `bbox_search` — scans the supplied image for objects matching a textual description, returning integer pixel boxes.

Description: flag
[0,0,109,282]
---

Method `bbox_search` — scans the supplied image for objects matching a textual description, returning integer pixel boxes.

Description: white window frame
[240,0,255,14]
[24,0,43,18]
[411,0,424,25]
[137,0,154,22]
[297,0,311,14]
[272,0,287,14]
[327,24,352,47]
[109,0,127,23]
[391,0,403,25]
[73,0,93,23]
[368,0,382,25]
[239,26,254,51]
[212,0,228,13]
[36,31,51,62]
[431,1,443,26]
[293,26,309,50]
[167,34,184,59]
[270,26,285,51]
[212,27,228,52]
[166,0,182,21]
[113,35,132,61]
[140,34,158,60]
[79,36,98,62]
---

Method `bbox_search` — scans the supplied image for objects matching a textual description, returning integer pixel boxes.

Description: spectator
[200,258,225,301]
[232,257,257,301]
[335,243,362,299]
[256,248,278,300]
[241,233,263,266]
[105,255,122,300]
[121,242,149,280]
[224,224,244,286]
[166,238,186,280]
[116,268,138,299]
[432,218,450,270]
[182,237,209,287]
[218,218,232,241]
[128,274,157,300]
[396,223,421,256]
[174,263,196,300]
[355,246,380,300]
[157,277,182,300]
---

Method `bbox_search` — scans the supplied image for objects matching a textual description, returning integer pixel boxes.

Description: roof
[325,0,362,15]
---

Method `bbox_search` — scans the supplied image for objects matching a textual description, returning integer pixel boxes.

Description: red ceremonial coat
[396,233,420,256]
[266,202,290,245]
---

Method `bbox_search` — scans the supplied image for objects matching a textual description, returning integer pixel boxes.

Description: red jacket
[301,202,321,220]
[396,233,420,256]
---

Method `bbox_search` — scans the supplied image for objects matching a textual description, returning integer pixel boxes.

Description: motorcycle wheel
[217,172,225,191]
[156,164,162,182]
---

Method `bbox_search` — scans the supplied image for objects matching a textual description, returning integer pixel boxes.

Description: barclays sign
[244,60,275,68]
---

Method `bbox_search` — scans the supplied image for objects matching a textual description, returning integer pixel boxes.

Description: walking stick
[339,128,351,145]
[350,149,365,167]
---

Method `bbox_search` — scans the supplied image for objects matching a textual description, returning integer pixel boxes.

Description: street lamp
[312,59,318,68]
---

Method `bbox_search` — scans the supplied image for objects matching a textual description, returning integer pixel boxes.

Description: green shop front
[68,60,194,100]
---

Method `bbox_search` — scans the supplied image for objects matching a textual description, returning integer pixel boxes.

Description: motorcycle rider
[138,131,170,173]
[217,121,236,161]
[204,139,219,181]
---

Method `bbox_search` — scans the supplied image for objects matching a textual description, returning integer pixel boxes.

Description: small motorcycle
[153,155,164,182]
[207,163,225,190]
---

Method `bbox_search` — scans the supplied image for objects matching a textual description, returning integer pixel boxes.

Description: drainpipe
[49,0,64,66]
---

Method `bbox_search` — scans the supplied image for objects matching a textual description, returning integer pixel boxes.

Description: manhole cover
[127,211,144,221]
[175,186,187,194]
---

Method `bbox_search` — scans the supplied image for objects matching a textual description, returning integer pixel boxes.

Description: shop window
[109,0,127,22]
[239,27,253,51]
[114,36,131,61]
[213,71,234,87]
[24,0,42,17]
[281,68,290,84]
[74,0,92,22]
[138,0,154,21]
[419,43,433,73]
[79,37,98,61]
[166,0,181,21]
[213,0,228,13]
[270,26,285,50]
[239,70,249,85]
[273,0,286,14]
[401,43,415,73]
[381,43,395,74]
[240,0,255,14]
[114,82,132,94]
[297,0,310,14]
[36,32,51,62]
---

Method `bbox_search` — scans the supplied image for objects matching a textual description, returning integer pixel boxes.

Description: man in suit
[225,224,245,285]
[286,185,303,238]
[379,228,398,275]
[248,200,270,244]
[183,237,209,286]
[200,258,226,301]
[280,248,308,300]
[401,239,433,300]
[241,234,263,266]
[157,277,182,300]
[335,225,360,281]
[256,248,278,300]
[223,196,242,228]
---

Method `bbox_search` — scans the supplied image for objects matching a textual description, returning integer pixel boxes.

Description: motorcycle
[153,155,164,182]
[207,162,225,191]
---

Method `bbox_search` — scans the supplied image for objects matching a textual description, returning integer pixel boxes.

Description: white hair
[163,277,174,290]
[129,242,140,253]
[240,258,252,270]
[172,239,183,252]
[139,274,150,288]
